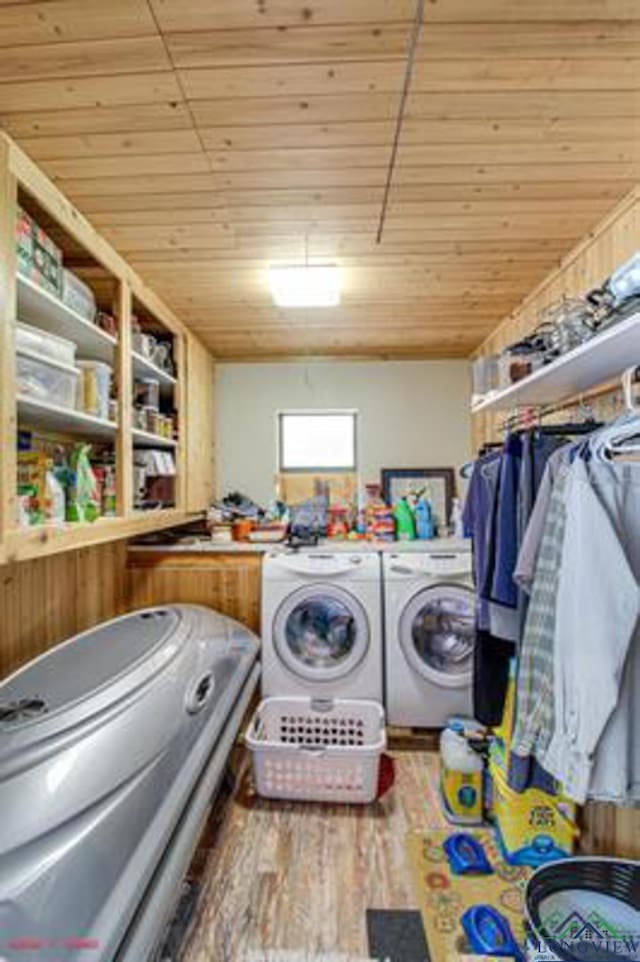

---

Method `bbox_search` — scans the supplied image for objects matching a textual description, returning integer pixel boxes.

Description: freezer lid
[0,608,182,724]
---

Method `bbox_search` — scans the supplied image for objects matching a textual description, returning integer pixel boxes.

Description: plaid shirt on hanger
[511,464,570,761]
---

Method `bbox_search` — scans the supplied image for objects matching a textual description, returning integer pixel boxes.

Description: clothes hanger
[595,366,640,460]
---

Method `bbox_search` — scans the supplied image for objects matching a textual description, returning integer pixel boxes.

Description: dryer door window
[273,585,370,681]
[399,584,475,689]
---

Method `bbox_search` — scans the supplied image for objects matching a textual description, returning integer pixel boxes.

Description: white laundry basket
[246,696,386,804]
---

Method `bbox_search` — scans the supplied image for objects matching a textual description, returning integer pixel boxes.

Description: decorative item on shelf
[381,467,455,538]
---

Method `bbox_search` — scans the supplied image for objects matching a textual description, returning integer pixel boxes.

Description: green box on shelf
[16,205,63,296]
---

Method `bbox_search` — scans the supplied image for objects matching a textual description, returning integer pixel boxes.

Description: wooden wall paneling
[0,136,17,565]
[471,188,640,449]
[0,540,129,680]
[125,552,262,635]
[185,333,216,512]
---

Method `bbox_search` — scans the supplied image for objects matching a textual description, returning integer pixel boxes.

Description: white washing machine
[261,550,383,700]
[383,548,475,727]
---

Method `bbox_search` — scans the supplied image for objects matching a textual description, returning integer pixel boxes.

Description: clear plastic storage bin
[62,268,96,322]
[17,348,80,409]
[77,360,113,420]
[246,697,386,804]
[16,321,77,367]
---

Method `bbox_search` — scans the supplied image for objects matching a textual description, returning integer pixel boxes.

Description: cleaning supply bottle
[393,497,416,541]
[415,497,434,540]
[440,720,485,825]
[449,496,465,538]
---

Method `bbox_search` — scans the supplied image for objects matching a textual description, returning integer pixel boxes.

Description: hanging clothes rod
[498,365,640,434]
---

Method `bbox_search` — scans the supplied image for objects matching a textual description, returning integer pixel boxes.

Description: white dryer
[383,549,475,727]
[261,550,383,700]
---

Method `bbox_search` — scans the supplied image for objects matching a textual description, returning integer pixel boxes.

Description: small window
[278,411,357,472]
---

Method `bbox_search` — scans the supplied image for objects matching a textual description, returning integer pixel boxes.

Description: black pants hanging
[473,630,515,727]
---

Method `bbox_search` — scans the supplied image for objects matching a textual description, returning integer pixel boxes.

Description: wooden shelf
[132,427,178,449]
[17,395,117,441]
[17,274,117,364]
[132,350,177,396]
[5,510,199,563]
[472,312,640,413]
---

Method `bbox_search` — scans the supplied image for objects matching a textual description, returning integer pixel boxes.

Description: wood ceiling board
[206,146,394,171]
[393,162,638,186]
[0,72,182,112]
[58,167,391,196]
[178,61,406,99]
[150,0,417,32]
[0,102,193,138]
[76,180,629,215]
[46,153,213,179]
[124,236,572,262]
[406,90,638,120]
[401,117,640,146]
[0,36,171,83]
[422,1,640,21]
[128,247,563,268]
[181,306,504,325]
[417,21,640,59]
[198,143,636,174]
[387,183,631,205]
[79,185,385,213]
[91,203,382,225]
[0,0,157,47]
[199,120,395,151]
[105,219,589,255]
[20,129,204,161]
[189,92,400,127]
[55,163,634,198]
[410,58,640,93]
[166,24,412,68]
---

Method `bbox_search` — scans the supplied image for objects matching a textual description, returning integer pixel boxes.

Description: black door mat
[366,909,431,962]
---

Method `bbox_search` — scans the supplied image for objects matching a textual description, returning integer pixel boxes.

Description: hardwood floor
[183,749,446,962]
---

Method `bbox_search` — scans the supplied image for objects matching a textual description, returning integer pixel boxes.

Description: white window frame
[277,409,358,473]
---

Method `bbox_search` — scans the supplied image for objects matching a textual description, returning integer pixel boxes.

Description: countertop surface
[128,536,471,555]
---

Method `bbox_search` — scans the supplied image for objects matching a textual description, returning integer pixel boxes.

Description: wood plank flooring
[183,749,446,962]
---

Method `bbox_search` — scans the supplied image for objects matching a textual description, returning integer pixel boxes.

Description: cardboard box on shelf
[16,205,63,296]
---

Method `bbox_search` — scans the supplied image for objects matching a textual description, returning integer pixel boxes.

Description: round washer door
[273,584,370,682]
[399,583,475,689]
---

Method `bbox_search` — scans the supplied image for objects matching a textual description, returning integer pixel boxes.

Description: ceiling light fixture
[268,264,341,308]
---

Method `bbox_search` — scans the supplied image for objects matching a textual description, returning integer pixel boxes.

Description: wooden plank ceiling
[1,0,638,359]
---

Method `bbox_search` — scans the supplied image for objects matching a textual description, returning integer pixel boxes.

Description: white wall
[216,360,471,507]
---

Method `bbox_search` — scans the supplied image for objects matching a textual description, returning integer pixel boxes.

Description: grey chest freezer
[0,604,260,962]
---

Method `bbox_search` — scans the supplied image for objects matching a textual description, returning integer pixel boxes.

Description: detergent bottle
[415,497,434,540]
[440,720,485,825]
[393,497,416,540]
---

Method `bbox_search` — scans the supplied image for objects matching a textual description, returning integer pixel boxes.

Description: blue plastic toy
[443,833,493,875]
[461,905,525,961]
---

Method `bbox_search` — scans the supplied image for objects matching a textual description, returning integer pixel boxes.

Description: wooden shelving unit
[471,311,640,413]
[0,133,206,565]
